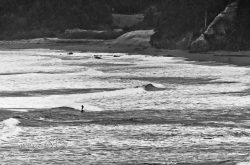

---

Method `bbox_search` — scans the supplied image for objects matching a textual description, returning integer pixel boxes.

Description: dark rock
[150,0,244,50]
[68,52,74,55]
[190,34,210,52]
[191,2,238,52]
[176,32,194,50]
[143,83,166,91]
[12,116,24,119]
[94,55,102,59]
[150,0,227,49]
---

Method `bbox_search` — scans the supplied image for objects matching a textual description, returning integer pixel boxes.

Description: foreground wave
[0,118,21,142]
[0,106,249,129]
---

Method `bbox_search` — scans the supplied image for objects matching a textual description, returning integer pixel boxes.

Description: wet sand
[0,38,250,66]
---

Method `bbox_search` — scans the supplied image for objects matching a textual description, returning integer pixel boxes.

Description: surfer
[81,105,85,113]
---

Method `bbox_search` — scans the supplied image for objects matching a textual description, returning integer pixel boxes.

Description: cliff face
[151,0,250,51]
[190,2,238,52]
[150,0,231,49]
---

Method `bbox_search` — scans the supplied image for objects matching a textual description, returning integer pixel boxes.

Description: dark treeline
[106,0,163,14]
[151,0,235,48]
[236,0,250,48]
[0,0,158,39]
[151,0,250,49]
[0,0,112,39]
[0,0,249,45]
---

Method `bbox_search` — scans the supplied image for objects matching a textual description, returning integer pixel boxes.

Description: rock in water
[94,55,102,59]
[143,84,165,91]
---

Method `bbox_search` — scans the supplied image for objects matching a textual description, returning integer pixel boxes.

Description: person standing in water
[81,105,85,113]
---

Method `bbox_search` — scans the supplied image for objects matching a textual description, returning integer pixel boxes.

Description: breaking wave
[0,118,22,143]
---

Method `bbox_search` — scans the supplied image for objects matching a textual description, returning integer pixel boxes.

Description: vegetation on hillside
[151,0,250,50]
[0,0,249,50]
[0,0,159,40]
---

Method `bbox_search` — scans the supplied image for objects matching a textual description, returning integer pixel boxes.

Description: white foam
[0,118,22,142]
[68,103,103,112]
[237,162,250,165]
[82,104,103,112]
[82,68,104,76]
[151,83,166,88]
[2,118,20,127]
[78,87,145,100]
[0,87,146,112]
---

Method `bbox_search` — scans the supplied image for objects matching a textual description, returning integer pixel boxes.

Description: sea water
[0,49,250,164]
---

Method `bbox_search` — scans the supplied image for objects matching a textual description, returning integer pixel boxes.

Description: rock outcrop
[143,84,166,91]
[112,30,154,49]
[150,0,230,49]
[149,0,250,51]
[190,2,238,52]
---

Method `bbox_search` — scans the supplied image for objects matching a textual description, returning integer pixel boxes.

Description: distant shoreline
[0,38,250,66]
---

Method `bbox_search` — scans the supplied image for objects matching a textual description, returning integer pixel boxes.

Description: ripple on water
[1,50,250,164]
[1,124,249,164]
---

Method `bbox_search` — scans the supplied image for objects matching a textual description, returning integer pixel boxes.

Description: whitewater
[0,49,250,164]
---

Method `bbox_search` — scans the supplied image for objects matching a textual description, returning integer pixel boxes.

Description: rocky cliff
[190,2,238,52]
[151,0,250,51]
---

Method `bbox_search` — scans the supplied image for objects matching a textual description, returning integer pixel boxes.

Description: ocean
[0,49,250,164]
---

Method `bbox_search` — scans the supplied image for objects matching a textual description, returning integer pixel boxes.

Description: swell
[0,70,78,76]
[3,106,250,129]
[0,118,21,142]
[120,77,238,85]
[0,88,122,97]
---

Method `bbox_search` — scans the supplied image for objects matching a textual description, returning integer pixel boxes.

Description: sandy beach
[0,38,250,66]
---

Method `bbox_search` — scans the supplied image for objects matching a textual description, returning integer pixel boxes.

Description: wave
[237,161,250,165]
[78,87,145,100]
[52,105,103,112]
[0,88,122,97]
[81,104,103,112]
[82,68,104,76]
[0,118,22,142]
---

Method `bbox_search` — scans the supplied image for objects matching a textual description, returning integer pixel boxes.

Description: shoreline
[0,38,250,66]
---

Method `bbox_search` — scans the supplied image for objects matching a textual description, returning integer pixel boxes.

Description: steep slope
[150,0,250,51]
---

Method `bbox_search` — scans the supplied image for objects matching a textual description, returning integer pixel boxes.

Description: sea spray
[0,118,22,142]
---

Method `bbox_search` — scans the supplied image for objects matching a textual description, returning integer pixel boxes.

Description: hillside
[0,0,158,40]
[151,0,250,51]
[0,0,250,51]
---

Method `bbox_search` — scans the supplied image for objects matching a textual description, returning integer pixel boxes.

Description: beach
[1,38,250,66]
[0,41,250,164]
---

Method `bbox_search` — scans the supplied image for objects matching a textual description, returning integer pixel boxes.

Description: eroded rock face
[150,0,231,50]
[190,2,238,52]
[190,34,210,52]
